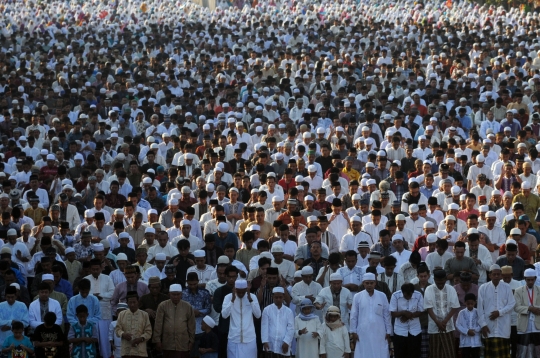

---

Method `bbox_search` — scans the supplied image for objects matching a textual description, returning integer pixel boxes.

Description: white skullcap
[193,250,205,258]
[301,266,314,275]
[155,253,167,261]
[218,223,229,233]
[181,220,192,227]
[427,234,438,243]
[203,316,216,328]
[363,273,376,281]
[235,280,248,289]
[169,284,182,292]
[524,268,537,278]
[330,273,343,281]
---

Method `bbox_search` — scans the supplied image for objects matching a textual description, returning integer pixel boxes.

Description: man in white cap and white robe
[85,254,116,358]
[261,286,295,357]
[142,253,168,281]
[350,272,392,358]
[314,273,353,328]
[222,279,261,358]
[513,268,540,358]
[477,264,516,358]
[186,250,215,287]
[291,266,323,320]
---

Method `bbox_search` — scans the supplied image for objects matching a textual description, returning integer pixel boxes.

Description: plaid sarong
[421,327,429,358]
[429,332,455,358]
[484,337,511,358]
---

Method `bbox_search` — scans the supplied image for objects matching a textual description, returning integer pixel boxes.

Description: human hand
[300,327,308,335]
[489,310,500,320]
[467,329,475,336]
[312,332,319,338]
[263,343,269,351]
[154,342,162,352]
[122,333,132,341]
[481,326,490,338]
[350,333,359,342]
[282,342,289,354]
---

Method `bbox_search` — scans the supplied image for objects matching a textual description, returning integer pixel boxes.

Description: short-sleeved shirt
[32,324,65,358]
[2,335,34,358]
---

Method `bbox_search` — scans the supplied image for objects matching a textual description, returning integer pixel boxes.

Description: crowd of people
[1,0,540,357]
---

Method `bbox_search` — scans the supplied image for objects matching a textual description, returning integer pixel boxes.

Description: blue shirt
[54,279,74,301]
[67,294,101,325]
[420,185,436,199]
[213,232,239,252]
[182,288,212,334]
[457,115,472,133]
[2,335,33,358]
[0,301,30,342]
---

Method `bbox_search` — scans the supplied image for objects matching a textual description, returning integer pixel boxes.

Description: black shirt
[32,324,65,358]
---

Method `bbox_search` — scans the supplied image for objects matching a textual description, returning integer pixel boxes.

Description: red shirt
[457,209,479,222]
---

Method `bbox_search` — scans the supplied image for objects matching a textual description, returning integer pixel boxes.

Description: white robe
[350,290,392,358]
[291,281,323,319]
[294,316,321,358]
[261,303,295,356]
[29,298,63,329]
[319,324,351,357]
[477,281,516,339]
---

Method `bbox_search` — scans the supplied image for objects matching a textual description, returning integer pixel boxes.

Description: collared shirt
[456,308,482,348]
[115,309,153,357]
[424,284,461,334]
[182,288,212,334]
[73,243,93,260]
[390,290,424,336]
[337,266,363,290]
[222,293,262,343]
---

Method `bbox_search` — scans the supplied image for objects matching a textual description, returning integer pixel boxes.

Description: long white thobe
[0,301,29,342]
[221,293,261,344]
[294,316,321,358]
[349,290,392,358]
[261,303,295,356]
[477,281,516,339]
[85,273,116,320]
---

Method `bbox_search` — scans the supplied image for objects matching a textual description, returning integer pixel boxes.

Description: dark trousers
[511,325,518,358]
[218,332,228,358]
[461,347,481,358]
[393,332,422,358]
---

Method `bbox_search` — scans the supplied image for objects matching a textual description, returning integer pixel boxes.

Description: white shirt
[362,222,386,246]
[465,244,493,284]
[456,308,482,348]
[477,281,516,338]
[424,284,461,334]
[390,290,424,336]
[84,273,116,320]
[391,250,412,271]
[340,231,372,253]
[147,244,179,262]
[425,251,454,272]
[271,240,297,257]
[315,286,353,327]
[261,303,295,356]
[222,292,262,343]
[478,225,506,262]
[186,265,216,284]
[142,265,167,282]
[291,281,323,317]
[23,188,49,209]
[29,298,63,329]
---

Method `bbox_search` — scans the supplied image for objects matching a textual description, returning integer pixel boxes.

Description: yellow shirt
[342,167,360,182]
[115,309,152,357]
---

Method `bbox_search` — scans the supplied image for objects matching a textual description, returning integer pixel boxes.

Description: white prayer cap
[492,189,501,196]
[486,211,496,218]
[524,268,537,278]
[218,223,229,233]
[10,283,20,290]
[409,204,419,213]
[65,248,75,255]
[119,232,130,240]
[235,279,248,289]
[330,273,343,281]
[307,216,318,223]
[392,234,404,242]
[467,228,479,235]
[181,220,192,227]
[423,221,435,229]
[169,284,183,292]
[203,316,216,328]
[476,154,485,162]
[193,250,205,258]
[93,243,104,252]
[148,209,158,216]
[363,273,376,281]
[445,215,456,222]
[395,214,406,221]
[169,198,179,205]
[295,175,304,182]
[448,203,460,210]
[42,274,54,281]
[510,228,521,236]
[294,270,303,278]
[451,186,461,195]
[350,216,362,223]
[145,227,156,234]
[427,234,438,243]
[116,253,128,261]
[155,253,167,261]
[522,181,532,190]
[301,266,314,275]
[436,230,448,239]
[249,224,261,231]
[490,264,501,272]
[308,165,317,172]
[479,205,489,213]
[272,287,285,294]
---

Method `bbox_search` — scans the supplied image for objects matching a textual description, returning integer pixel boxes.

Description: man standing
[261,287,295,357]
[349,272,392,358]
[115,291,153,358]
[222,279,261,358]
[390,283,424,358]
[111,265,150,312]
[478,264,516,358]
[153,284,196,358]
[0,285,29,342]
[314,273,353,327]
[291,266,323,319]
[84,258,115,358]
[513,268,540,358]
[423,269,460,358]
